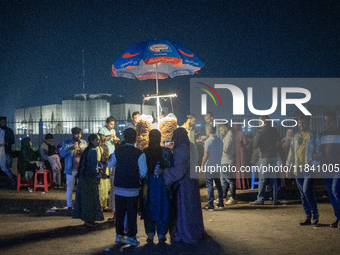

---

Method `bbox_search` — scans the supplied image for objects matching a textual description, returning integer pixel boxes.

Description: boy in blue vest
[108,128,147,246]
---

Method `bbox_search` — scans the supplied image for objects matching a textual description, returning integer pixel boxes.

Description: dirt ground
[0,178,340,255]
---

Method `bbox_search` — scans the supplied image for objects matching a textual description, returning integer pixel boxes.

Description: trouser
[0,159,14,180]
[144,219,168,238]
[115,195,138,237]
[257,157,278,203]
[206,177,223,205]
[296,176,318,218]
[66,174,76,208]
[220,164,236,199]
[52,169,61,186]
[324,177,340,220]
[25,171,34,180]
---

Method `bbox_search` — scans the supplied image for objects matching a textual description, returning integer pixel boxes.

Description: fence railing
[7,118,129,150]
[6,114,339,150]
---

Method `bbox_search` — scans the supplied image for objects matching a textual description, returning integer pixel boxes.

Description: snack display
[136,119,151,136]
[136,114,153,135]
[136,135,149,151]
[159,113,177,145]
[135,114,153,151]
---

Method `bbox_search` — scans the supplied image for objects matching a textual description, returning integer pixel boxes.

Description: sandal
[102,207,110,212]
[107,217,115,222]
[84,222,98,227]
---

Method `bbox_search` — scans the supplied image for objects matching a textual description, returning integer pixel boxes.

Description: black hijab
[144,129,163,175]
[172,127,190,150]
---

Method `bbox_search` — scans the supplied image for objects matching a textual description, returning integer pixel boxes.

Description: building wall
[62,99,109,120]
[62,100,85,120]
[14,105,62,134]
[88,99,109,119]
[15,104,62,121]
[13,94,169,135]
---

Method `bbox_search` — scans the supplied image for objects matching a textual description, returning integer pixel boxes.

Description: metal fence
[6,118,129,150]
[6,114,340,150]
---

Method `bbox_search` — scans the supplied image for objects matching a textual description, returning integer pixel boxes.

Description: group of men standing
[198,111,340,229]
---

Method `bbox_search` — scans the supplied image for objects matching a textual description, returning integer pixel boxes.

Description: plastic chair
[251,166,259,189]
[17,173,34,192]
[34,170,53,192]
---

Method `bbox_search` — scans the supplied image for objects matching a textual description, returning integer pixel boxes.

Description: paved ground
[0,178,340,255]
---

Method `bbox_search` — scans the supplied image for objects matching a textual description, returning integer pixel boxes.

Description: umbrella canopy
[112,39,204,81]
[112,39,204,129]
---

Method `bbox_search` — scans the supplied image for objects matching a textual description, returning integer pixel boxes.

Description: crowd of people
[0,108,340,247]
[0,113,204,246]
[195,111,340,230]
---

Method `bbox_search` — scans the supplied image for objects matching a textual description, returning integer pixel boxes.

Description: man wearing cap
[0,117,16,188]
[59,127,87,212]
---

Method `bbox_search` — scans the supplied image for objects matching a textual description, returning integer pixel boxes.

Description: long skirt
[108,168,115,212]
[235,145,251,189]
[143,175,170,237]
[73,178,104,222]
[171,177,205,243]
[98,167,110,208]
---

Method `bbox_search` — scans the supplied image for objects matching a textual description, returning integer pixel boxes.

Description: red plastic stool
[17,173,34,192]
[34,170,53,192]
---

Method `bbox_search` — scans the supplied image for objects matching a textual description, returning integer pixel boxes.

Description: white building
[14,104,62,134]
[14,94,166,135]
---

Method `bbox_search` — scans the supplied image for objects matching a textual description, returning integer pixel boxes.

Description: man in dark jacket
[126,111,140,129]
[0,117,16,187]
[250,115,281,205]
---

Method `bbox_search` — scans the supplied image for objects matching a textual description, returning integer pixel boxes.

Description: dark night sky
[1,0,340,124]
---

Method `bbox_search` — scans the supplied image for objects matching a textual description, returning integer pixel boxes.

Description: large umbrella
[112,39,204,126]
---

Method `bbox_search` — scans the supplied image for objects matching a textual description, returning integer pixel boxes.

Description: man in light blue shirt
[201,125,223,211]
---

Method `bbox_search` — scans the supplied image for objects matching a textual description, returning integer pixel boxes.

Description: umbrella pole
[156,63,159,94]
[156,63,160,130]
